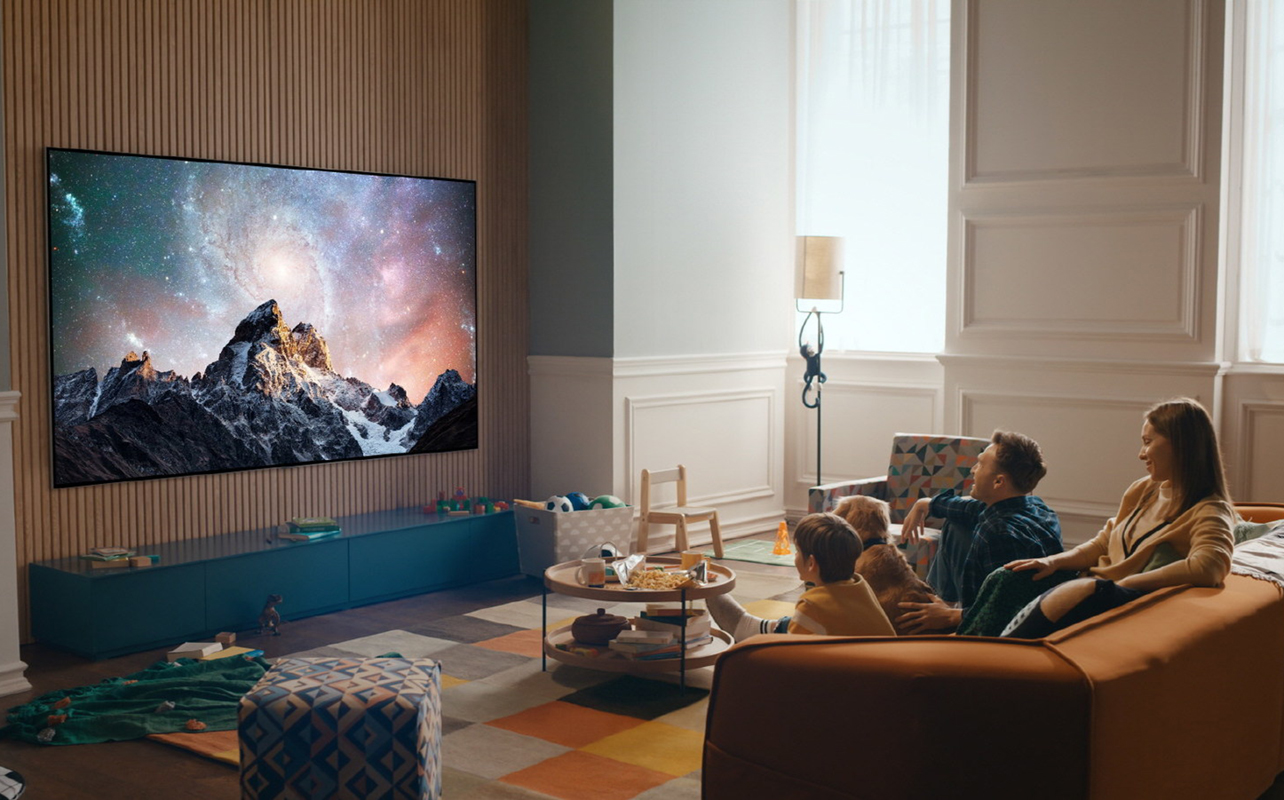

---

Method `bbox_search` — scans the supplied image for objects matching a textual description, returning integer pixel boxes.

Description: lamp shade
[796,236,844,301]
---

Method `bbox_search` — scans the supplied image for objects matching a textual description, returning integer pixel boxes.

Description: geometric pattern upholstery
[884,434,987,523]
[809,433,988,523]
[238,657,442,800]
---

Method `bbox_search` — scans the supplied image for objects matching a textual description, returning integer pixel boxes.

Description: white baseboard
[0,659,31,697]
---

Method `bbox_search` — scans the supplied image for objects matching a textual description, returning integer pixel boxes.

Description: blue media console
[29,508,518,659]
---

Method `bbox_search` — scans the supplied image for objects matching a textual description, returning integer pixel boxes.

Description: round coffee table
[541,556,737,690]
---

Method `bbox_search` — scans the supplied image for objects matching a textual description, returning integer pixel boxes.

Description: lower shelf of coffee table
[544,625,733,673]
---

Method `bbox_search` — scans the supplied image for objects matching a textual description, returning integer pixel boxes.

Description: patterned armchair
[808,433,989,576]
[809,433,989,518]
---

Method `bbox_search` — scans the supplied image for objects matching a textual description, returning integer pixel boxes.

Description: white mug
[577,557,607,587]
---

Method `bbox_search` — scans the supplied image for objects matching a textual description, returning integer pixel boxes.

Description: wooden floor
[0,571,551,799]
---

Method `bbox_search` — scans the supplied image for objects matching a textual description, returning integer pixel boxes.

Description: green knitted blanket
[4,654,271,746]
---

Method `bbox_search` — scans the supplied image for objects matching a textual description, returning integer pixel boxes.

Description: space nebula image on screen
[47,148,478,488]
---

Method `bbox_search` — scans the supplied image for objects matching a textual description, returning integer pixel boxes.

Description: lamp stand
[798,305,831,487]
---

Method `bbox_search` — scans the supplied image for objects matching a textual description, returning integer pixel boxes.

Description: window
[1237,0,1284,362]
[795,0,950,353]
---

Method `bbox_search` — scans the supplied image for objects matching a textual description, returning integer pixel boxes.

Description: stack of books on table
[610,605,713,660]
[280,516,342,542]
[79,547,135,569]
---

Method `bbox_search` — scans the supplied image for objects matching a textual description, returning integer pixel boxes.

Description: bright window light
[796,0,950,353]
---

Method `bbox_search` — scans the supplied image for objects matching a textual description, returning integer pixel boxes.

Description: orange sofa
[703,506,1284,799]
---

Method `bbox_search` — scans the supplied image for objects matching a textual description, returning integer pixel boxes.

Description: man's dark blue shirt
[925,490,1063,609]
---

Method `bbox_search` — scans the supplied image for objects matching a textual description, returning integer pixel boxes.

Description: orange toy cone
[773,520,792,555]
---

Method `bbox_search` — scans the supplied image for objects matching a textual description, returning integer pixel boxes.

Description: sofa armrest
[808,476,887,514]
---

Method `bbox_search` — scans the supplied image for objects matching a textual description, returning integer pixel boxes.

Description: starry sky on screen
[47,150,476,403]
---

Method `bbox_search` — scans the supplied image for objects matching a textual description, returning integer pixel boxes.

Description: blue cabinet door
[204,538,349,632]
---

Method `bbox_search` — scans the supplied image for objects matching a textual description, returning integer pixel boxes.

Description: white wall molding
[958,205,1202,342]
[790,379,941,490]
[957,389,1159,433]
[624,387,777,507]
[0,391,28,696]
[938,353,1228,378]
[1236,400,1284,501]
[613,351,787,378]
[962,0,1207,186]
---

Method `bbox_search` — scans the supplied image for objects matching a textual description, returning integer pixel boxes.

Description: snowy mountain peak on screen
[50,299,477,486]
[93,349,186,418]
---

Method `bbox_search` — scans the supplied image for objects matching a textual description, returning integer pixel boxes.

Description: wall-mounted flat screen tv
[47,148,477,488]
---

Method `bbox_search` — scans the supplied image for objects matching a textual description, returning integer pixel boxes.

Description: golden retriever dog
[835,495,942,636]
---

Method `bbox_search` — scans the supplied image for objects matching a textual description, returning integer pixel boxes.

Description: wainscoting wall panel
[965,0,1205,183]
[3,0,530,640]
[783,353,943,517]
[962,206,1200,340]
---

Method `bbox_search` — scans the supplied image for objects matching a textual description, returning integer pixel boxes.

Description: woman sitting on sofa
[997,397,1235,638]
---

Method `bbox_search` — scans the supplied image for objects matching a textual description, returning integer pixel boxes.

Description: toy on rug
[773,521,792,555]
[258,593,284,636]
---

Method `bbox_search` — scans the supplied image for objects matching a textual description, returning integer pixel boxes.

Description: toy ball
[589,495,626,509]
[566,492,592,511]
[545,495,574,513]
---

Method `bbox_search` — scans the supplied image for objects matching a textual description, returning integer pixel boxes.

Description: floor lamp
[796,236,844,488]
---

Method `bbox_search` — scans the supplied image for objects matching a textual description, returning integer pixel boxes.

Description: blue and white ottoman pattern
[238,657,442,800]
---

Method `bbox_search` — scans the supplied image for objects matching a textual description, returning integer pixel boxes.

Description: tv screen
[47,148,478,488]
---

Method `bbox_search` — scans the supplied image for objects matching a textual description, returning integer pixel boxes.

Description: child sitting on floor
[705,512,895,641]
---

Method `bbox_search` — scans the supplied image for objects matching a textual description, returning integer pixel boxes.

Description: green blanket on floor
[3,654,271,746]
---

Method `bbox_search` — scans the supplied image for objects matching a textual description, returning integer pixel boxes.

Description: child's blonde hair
[835,495,891,543]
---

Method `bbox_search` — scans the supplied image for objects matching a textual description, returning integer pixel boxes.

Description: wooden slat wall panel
[3,0,530,640]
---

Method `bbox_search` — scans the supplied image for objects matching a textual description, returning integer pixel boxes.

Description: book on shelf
[89,558,132,570]
[288,516,340,531]
[628,618,711,643]
[88,546,134,559]
[633,611,712,637]
[613,629,675,645]
[80,548,135,562]
[608,634,713,659]
[167,641,223,661]
[643,603,705,617]
[280,527,341,542]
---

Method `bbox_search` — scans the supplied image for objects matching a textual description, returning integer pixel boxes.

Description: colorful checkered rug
[159,568,803,799]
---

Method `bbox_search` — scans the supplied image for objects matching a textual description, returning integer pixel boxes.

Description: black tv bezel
[45,146,480,490]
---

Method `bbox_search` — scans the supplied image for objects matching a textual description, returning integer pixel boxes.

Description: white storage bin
[514,505,634,577]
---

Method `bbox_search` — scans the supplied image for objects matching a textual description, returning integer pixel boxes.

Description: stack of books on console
[79,547,135,569]
[610,605,713,660]
[280,516,342,542]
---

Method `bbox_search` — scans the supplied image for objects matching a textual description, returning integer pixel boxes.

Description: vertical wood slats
[4,0,531,641]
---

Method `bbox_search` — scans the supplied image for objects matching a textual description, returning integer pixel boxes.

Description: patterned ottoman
[238,657,442,800]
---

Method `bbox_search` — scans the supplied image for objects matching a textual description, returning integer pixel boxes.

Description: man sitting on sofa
[896,430,1063,633]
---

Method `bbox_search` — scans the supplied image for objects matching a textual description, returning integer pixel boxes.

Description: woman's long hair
[1146,398,1230,516]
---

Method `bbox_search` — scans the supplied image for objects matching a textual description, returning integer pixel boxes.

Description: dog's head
[835,495,891,544]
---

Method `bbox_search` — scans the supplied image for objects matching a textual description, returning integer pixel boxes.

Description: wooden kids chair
[637,465,724,558]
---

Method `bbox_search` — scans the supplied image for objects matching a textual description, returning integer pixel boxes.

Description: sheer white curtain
[795,0,950,353]
[1239,0,1284,361]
